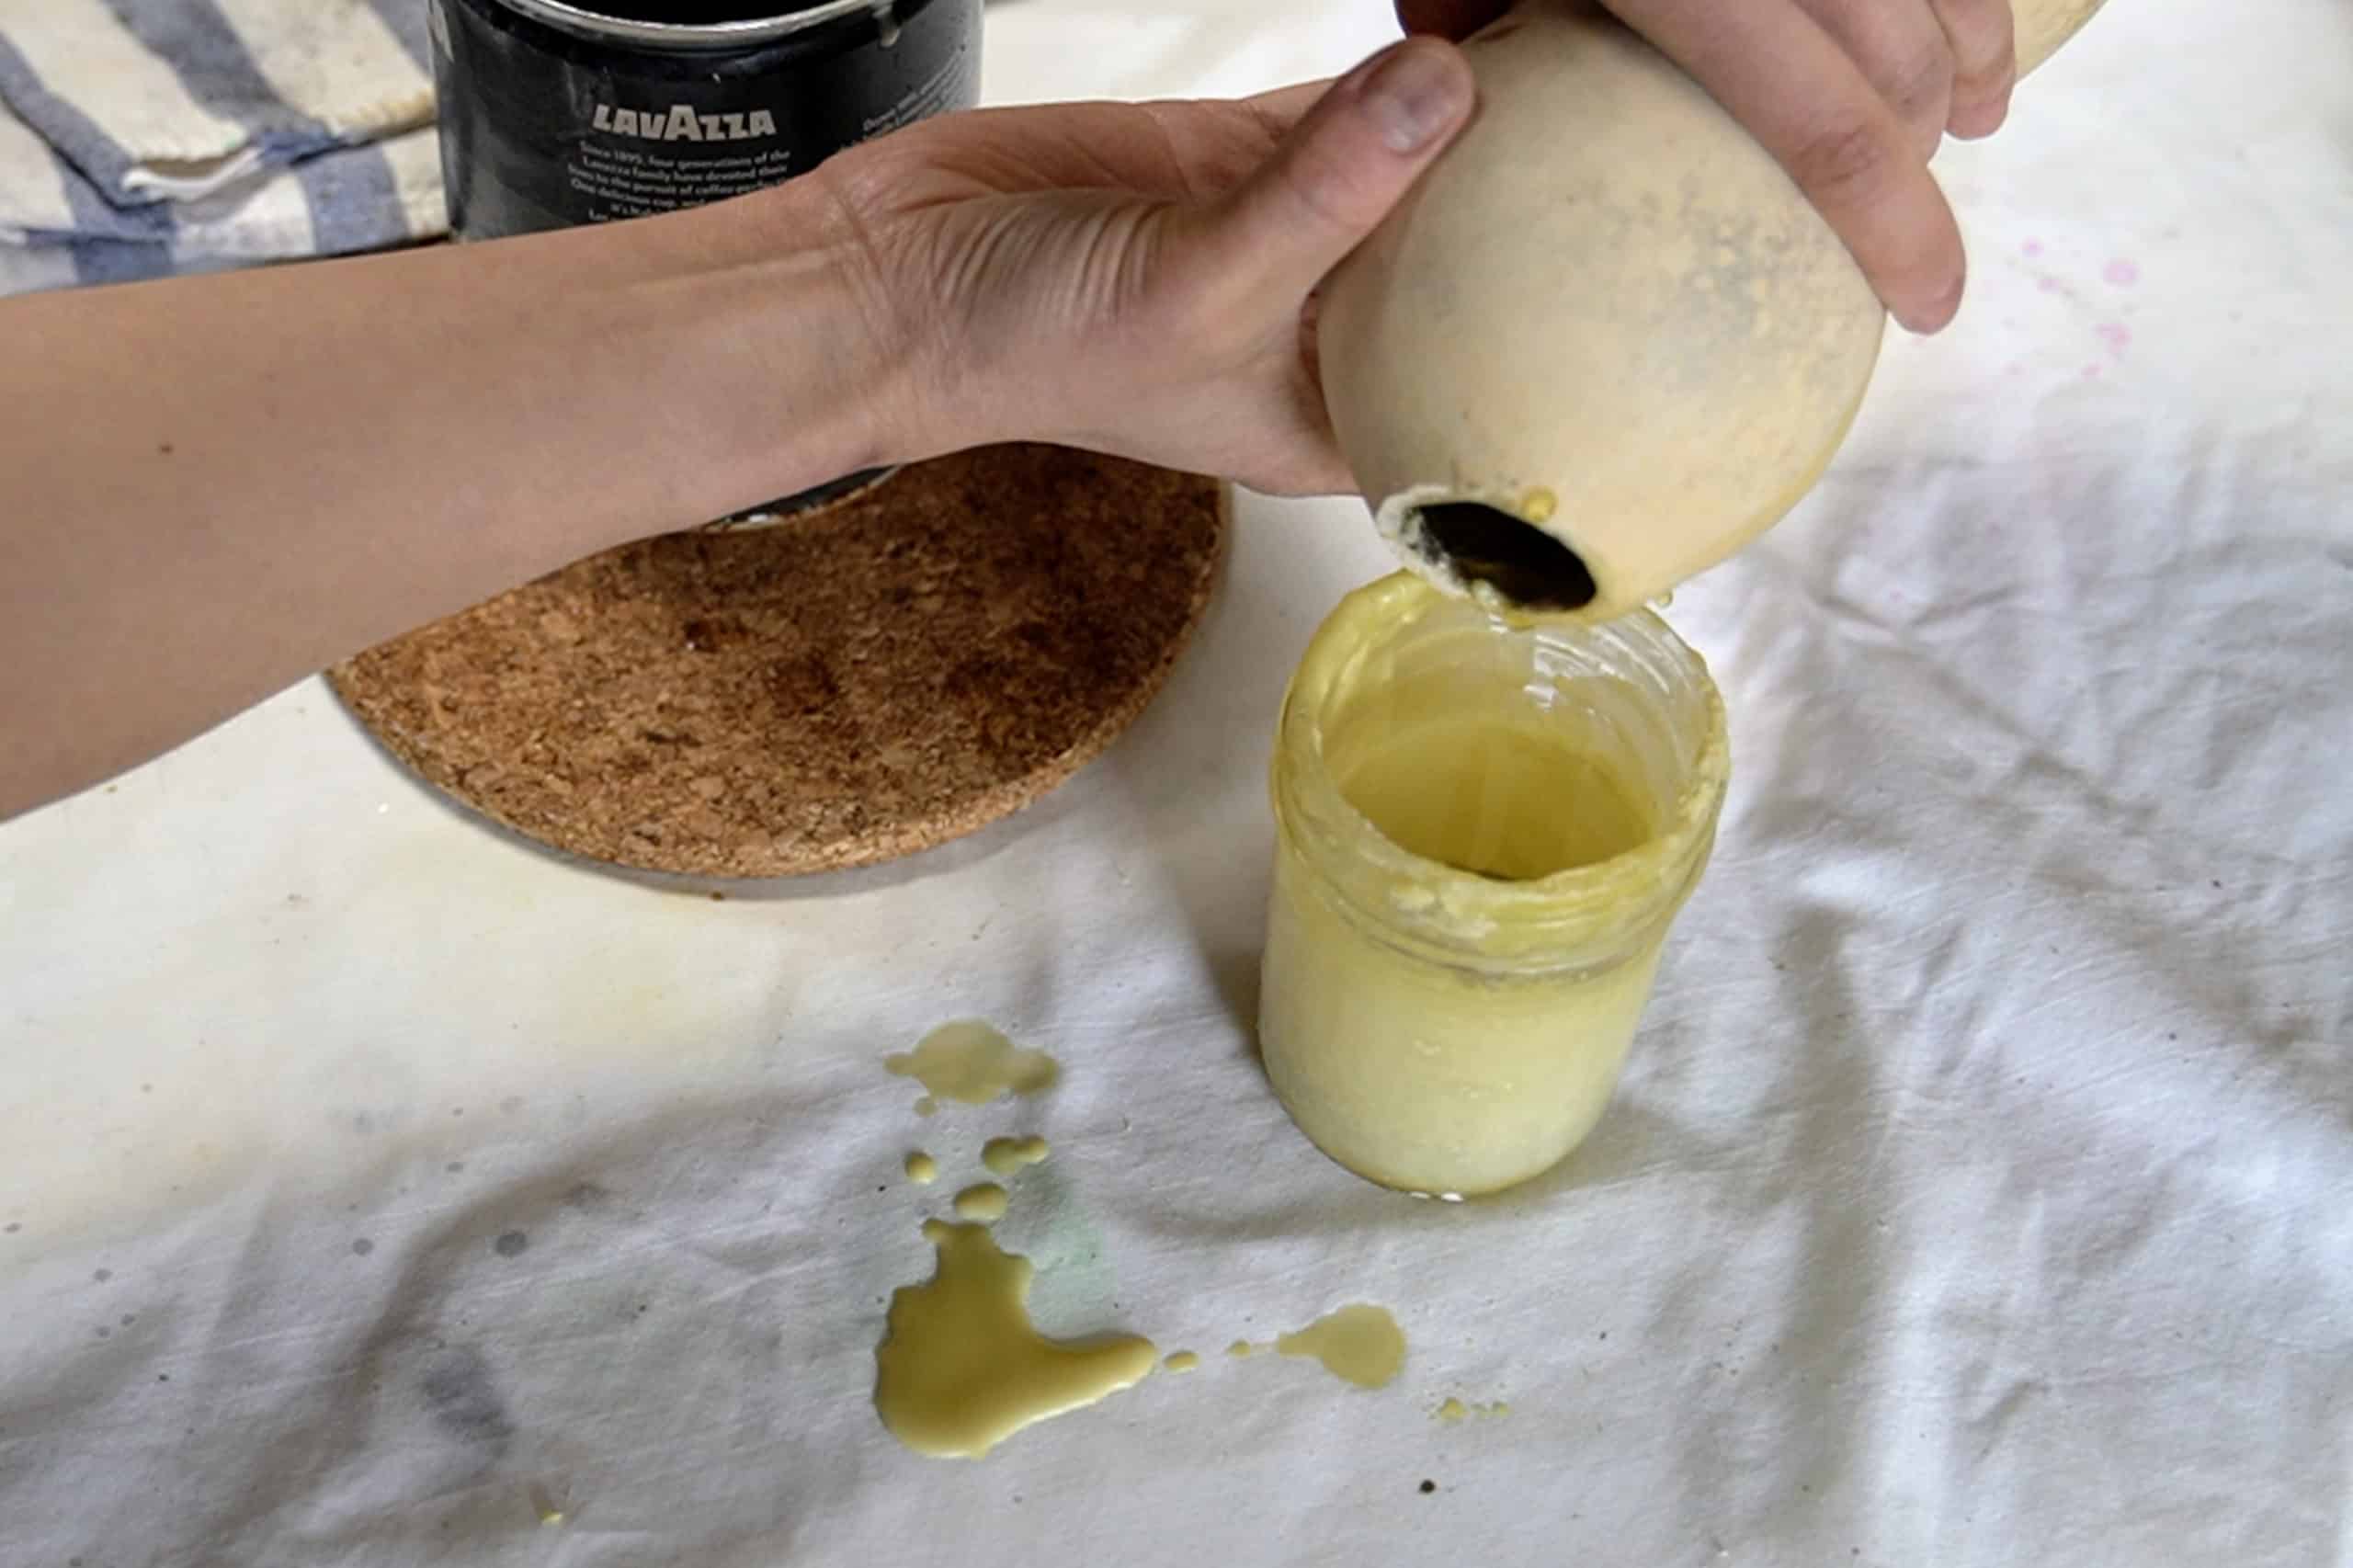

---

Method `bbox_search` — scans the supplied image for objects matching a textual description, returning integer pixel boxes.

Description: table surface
[4,2,2349,1564]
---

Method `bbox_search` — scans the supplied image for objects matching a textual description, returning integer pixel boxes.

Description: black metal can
[426,0,983,519]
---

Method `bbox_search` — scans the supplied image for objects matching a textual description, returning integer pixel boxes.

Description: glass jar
[1258,573,1729,1197]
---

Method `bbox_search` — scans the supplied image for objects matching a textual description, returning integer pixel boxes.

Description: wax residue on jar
[885,1021,1059,1117]
[904,1151,938,1185]
[952,1183,1009,1222]
[1272,1304,1407,1390]
[873,1220,1158,1460]
[982,1135,1051,1177]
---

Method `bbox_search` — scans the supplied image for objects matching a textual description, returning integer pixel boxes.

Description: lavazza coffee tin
[427,0,983,518]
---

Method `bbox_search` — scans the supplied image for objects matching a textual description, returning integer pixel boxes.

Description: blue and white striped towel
[0,0,449,294]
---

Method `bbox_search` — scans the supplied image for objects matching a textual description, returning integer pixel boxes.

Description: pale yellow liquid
[875,1028,1154,1460]
[885,1021,1058,1117]
[980,1135,1050,1178]
[1274,1304,1406,1390]
[873,1220,1157,1460]
[1435,1396,1509,1423]
[1334,712,1654,881]
[870,1022,1415,1460]
[1224,1303,1408,1389]
[951,1183,1009,1222]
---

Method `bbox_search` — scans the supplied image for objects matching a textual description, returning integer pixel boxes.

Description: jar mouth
[1273,574,1729,965]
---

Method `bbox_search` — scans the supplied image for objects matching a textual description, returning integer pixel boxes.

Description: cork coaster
[329,445,1227,878]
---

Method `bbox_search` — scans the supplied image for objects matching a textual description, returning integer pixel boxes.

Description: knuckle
[1274,137,1372,236]
[1885,39,1956,121]
[1785,116,1893,199]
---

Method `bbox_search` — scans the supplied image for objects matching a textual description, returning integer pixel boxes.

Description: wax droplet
[1163,1350,1200,1373]
[981,1135,1051,1178]
[904,1152,938,1185]
[1275,1304,1405,1390]
[952,1183,1009,1223]
[873,1221,1157,1459]
[886,1021,1059,1112]
[1227,1340,1258,1359]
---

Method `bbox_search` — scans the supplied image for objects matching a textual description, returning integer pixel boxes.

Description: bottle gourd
[1318,0,2110,619]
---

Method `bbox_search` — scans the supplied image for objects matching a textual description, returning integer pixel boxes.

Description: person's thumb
[1184,38,1474,308]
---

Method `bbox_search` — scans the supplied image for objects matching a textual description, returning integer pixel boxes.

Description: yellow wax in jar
[1262,723,1667,1195]
[1332,712,1654,882]
[1257,574,1725,1199]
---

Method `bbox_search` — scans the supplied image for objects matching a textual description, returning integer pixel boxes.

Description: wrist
[561,182,924,541]
[768,142,1047,472]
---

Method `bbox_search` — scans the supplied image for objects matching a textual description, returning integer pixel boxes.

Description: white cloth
[2,2,2348,1564]
[0,0,440,289]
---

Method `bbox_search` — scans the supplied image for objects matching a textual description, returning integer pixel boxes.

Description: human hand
[809,38,1475,496]
[1399,0,2017,331]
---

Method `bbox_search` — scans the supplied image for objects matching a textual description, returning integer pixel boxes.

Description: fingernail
[1904,270,1967,334]
[1358,40,1468,155]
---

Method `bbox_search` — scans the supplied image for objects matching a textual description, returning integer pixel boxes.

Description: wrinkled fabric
[0,0,438,288]
[1,2,2347,1564]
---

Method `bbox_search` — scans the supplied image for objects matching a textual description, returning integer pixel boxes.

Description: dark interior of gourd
[1412,503,1597,612]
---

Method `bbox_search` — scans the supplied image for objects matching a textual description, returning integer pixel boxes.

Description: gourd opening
[1412,504,1597,612]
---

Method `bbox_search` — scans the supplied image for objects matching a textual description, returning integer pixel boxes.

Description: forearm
[0,184,897,820]
[0,53,1477,821]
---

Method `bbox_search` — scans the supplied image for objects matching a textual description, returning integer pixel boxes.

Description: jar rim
[1272,573,1729,964]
